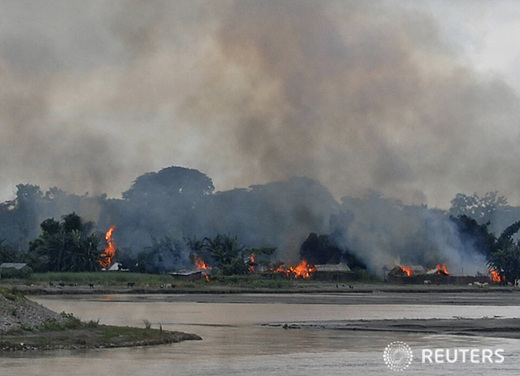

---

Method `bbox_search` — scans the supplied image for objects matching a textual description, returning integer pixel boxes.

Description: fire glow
[399,265,413,277]
[432,263,450,275]
[272,260,316,279]
[193,254,211,281]
[397,263,450,277]
[490,269,502,283]
[193,254,211,270]
[99,226,116,270]
[248,253,255,273]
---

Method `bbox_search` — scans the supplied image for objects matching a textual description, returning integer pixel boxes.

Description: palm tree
[488,220,520,283]
[202,234,249,275]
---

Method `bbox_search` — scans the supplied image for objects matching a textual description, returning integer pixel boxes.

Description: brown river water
[1,294,519,375]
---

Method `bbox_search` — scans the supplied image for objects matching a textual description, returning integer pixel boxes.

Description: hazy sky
[2,0,520,208]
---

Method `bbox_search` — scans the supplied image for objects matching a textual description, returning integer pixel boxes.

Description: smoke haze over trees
[1,165,520,276]
[3,1,520,209]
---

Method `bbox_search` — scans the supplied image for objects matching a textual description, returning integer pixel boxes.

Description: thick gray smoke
[332,193,488,275]
[0,166,507,275]
[100,168,337,265]
[2,1,520,208]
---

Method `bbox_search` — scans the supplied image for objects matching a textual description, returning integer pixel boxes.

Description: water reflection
[1,294,519,376]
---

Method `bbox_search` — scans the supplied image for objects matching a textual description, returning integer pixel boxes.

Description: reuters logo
[383,341,413,371]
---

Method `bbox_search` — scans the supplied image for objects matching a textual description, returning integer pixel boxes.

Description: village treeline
[1,166,520,282]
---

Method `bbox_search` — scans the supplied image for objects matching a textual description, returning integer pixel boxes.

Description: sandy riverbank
[142,289,520,306]
[263,317,520,339]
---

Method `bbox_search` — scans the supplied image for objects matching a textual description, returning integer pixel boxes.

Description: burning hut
[169,253,213,282]
[388,264,450,284]
[388,265,425,278]
[387,263,493,285]
[425,264,449,276]
[270,260,317,279]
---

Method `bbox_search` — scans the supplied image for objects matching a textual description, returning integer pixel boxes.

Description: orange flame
[272,264,290,278]
[193,254,211,281]
[271,260,316,279]
[434,263,450,275]
[99,226,116,270]
[248,253,256,273]
[399,265,413,277]
[291,260,317,279]
[490,269,502,283]
[193,254,211,270]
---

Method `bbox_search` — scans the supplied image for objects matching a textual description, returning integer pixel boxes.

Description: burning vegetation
[398,265,413,277]
[392,263,450,278]
[387,262,510,285]
[271,260,317,279]
[8,167,520,285]
[489,269,502,283]
[193,254,211,271]
[187,247,318,281]
[193,254,211,281]
[99,226,116,270]
[428,264,450,276]
[5,172,520,285]
[248,253,256,273]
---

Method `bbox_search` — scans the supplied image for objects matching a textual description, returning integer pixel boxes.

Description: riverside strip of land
[9,282,520,306]
[263,318,520,339]
[0,287,201,351]
[4,278,520,345]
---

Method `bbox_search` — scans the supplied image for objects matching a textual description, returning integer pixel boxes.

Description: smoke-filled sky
[2,0,520,208]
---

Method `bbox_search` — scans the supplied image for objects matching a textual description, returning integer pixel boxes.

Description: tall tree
[138,236,188,274]
[300,233,342,265]
[449,192,507,225]
[450,215,497,257]
[488,242,520,284]
[488,220,520,283]
[122,166,214,202]
[28,213,102,272]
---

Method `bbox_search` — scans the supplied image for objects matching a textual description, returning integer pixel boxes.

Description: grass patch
[0,287,25,301]
[1,310,201,352]
[8,272,175,286]
[85,319,100,329]
[1,324,201,351]
[1,271,379,292]
[211,274,300,288]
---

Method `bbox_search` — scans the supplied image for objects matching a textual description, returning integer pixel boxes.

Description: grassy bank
[1,268,378,288]
[0,287,201,351]
[1,272,301,290]
[2,271,512,296]
[21,272,175,285]
[1,318,202,352]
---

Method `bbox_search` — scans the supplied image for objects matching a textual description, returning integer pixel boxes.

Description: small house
[314,263,354,281]
[0,263,31,273]
[0,263,32,278]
